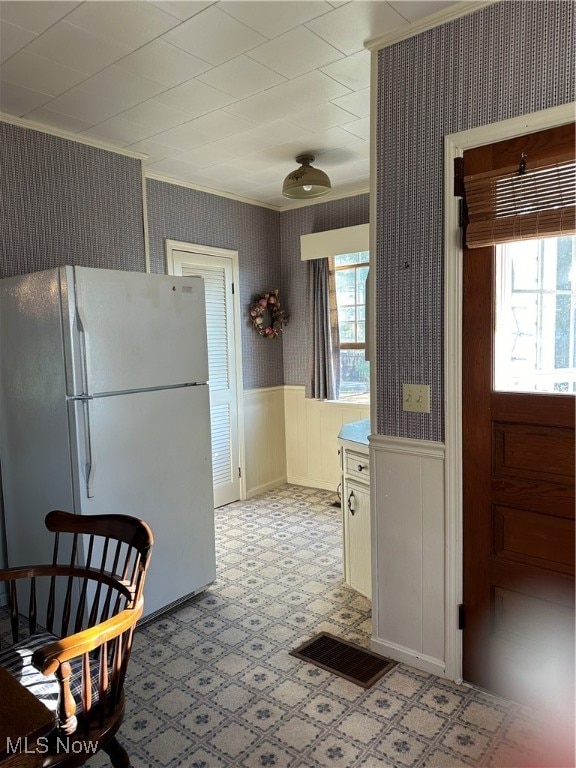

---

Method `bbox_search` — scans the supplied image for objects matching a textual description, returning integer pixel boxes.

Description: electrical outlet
[402,384,431,413]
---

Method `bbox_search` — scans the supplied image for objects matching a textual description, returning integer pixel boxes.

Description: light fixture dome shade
[282,154,331,199]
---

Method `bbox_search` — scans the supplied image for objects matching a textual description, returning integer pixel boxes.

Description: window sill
[326,397,370,406]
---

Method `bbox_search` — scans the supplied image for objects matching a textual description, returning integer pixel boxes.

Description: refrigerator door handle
[75,295,92,396]
[82,398,96,498]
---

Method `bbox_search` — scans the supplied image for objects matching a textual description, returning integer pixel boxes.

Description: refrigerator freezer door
[68,385,216,617]
[66,267,209,395]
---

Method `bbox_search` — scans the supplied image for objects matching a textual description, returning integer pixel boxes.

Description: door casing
[166,239,246,502]
[443,102,576,683]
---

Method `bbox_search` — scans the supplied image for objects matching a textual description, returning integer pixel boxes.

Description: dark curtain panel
[305,257,340,400]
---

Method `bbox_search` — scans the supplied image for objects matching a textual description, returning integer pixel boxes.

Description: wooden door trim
[443,102,575,683]
[165,239,246,501]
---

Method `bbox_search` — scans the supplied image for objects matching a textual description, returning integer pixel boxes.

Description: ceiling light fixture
[282,154,331,199]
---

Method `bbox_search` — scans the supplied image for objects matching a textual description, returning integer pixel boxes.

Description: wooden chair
[0,511,153,768]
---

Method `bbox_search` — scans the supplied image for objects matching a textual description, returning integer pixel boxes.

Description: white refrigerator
[0,266,216,619]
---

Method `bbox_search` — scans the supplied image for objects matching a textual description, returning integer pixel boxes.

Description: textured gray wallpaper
[376,0,575,441]
[280,194,369,386]
[146,179,283,390]
[0,122,145,278]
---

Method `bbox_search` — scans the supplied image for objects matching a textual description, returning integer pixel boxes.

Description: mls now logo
[6,736,98,756]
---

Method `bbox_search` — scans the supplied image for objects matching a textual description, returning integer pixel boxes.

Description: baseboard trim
[246,477,287,499]
[371,637,446,677]
[286,475,337,492]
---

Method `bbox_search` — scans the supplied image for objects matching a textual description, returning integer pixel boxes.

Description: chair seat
[0,632,100,718]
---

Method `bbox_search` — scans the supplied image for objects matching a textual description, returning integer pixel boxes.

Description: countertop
[337,418,370,446]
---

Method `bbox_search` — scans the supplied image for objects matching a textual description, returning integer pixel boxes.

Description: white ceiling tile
[185,111,255,141]
[162,6,266,66]
[224,153,279,176]
[0,80,52,115]
[119,99,191,132]
[320,50,370,91]
[341,116,370,141]
[192,162,246,183]
[24,21,131,75]
[0,20,37,64]
[147,1,216,22]
[312,143,369,167]
[46,66,165,124]
[0,1,81,34]
[247,26,344,79]
[218,1,331,39]
[224,90,303,124]
[217,178,267,197]
[289,102,358,132]
[305,1,406,55]
[241,119,313,150]
[175,143,225,169]
[80,117,157,146]
[389,1,457,24]
[299,125,365,153]
[64,1,180,51]
[179,132,266,165]
[72,66,165,109]
[147,121,213,150]
[197,55,286,99]
[260,140,326,165]
[145,155,198,176]
[126,138,175,161]
[40,90,126,124]
[155,79,237,117]
[230,168,280,189]
[0,51,87,97]
[267,70,351,109]
[331,87,370,118]
[25,107,93,133]
[114,40,211,87]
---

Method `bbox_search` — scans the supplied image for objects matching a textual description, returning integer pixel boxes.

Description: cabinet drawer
[345,450,369,482]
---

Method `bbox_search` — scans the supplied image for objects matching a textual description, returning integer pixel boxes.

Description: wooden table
[0,665,54,767]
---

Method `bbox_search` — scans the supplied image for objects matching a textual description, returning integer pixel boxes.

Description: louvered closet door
[173,251,240,508]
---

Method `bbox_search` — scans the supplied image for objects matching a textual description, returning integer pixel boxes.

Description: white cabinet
[339,437,371,600]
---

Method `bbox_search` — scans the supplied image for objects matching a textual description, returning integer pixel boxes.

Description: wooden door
[462,125,575,718]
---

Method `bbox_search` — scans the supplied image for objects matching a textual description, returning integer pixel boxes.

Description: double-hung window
[334,251,370,402]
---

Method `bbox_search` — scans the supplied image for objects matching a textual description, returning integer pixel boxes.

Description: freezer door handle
[82,398,96,498]
[75,290,92,396]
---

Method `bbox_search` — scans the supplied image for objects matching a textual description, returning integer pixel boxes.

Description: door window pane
[494,236,576,393]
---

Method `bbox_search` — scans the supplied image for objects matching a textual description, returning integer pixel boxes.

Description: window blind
[464,152,576,248]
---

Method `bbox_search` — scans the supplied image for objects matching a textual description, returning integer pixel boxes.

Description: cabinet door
[344,479,372,599]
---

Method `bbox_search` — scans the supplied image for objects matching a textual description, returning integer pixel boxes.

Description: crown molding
[365,0,497,52]
[0,113,147,159]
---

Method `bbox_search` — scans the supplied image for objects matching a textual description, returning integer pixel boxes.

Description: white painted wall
[243,386,370,498]
[370,435,446,676]
[243,387,287,498]
[284,386,370,492]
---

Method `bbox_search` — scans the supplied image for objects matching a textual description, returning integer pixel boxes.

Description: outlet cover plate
[402,384,431,413]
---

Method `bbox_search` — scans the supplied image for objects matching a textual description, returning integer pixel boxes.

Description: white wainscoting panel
[284,386,370,491]
[370,435,446,676]
[243,387,287,498]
